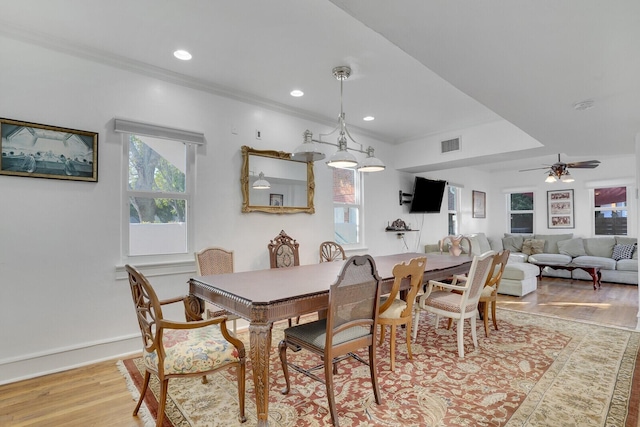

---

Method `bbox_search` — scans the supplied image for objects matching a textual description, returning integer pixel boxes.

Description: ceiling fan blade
[567,160,600,169]
[519,166,551,172]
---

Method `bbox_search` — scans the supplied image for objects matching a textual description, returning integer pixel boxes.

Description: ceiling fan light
[561,172,574,183]
[545,173,557,183]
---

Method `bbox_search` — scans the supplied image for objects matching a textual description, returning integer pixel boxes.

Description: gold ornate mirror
[241,146,315,214]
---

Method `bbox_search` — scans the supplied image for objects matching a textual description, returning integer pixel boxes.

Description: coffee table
[531,262,602,290]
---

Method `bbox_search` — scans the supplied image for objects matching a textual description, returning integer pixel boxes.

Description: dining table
[187,252,472,426]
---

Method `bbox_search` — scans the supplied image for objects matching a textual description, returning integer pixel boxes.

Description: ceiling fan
[519,154,600,183]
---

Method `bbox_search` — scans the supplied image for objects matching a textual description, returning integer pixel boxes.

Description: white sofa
[429,232,638,297]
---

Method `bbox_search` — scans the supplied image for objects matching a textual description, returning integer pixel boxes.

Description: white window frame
[592,185,630,236]
[507,191,535,234]
[447,184,461,235]
[333,168,363,248]
[115,119,202,263]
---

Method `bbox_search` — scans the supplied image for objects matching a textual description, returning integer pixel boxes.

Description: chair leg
[278,340,291,395]
[491,300,499,331]
[389,324,396,371]
[369,343,382,405]
[470,315,478,350]
[447,318,453,330]
[456,318,465,358]
[237,359,246,423]
[156,378,169,427]
[378,324,386,345]
[482,301,490,337]
[133,370,151,415]
[324,356,339,426]
[411,310,420,342]
[405,321,413,361]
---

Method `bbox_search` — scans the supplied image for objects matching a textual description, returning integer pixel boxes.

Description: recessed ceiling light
[173,50,192,61]
[363,116,375,121]
[290,90,304,97]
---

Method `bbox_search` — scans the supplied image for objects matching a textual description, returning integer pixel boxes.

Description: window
[116,119,201,258]
[508,192,534,233]
[447,185,460,235]
[333,168,361,245]
[594,186,627,235]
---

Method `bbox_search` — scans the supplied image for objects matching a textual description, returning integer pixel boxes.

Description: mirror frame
[241,145,315,214]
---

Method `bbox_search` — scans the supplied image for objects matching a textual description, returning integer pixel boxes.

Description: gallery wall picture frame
[472,190,486,218]
[0,118,98,182]
[270,193,284,206]
[547,189,574,228]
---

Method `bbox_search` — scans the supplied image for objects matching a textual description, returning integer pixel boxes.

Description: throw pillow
[502,235,524,253]
[522,238,545,255]
[557,238,588,257]
[612,243,636,261]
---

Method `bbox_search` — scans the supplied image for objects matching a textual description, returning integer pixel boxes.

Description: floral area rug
[118,309,640,426]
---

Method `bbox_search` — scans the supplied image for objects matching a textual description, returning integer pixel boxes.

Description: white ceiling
[1,0,638,172]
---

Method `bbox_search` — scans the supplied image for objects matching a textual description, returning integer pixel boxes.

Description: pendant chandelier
[291,66,385,172]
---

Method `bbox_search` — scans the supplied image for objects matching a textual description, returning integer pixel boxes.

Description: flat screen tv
[409,177,447,213]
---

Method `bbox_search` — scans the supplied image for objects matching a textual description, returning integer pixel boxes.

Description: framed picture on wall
[472,190,486,218]
[270,193,283,206]
[547,189,574,228]
[0,118,98,182]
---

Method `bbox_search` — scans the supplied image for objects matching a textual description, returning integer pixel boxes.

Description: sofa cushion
[522,238,545,255]
[502,262,540,280]
[582,237,615,258]
[572,255,617,270]
[557,238,588,257]
[467,233,492,256]
[615,237,638,260]
[612,243,636,260]
[616,259,638,272]
[502,235,524,253]
[533,233,573,254]
[528,253,572,264]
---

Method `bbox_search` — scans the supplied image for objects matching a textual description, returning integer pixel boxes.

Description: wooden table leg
[249,321,273,426]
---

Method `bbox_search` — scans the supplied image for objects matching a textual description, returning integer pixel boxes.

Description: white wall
[1,34,636,384]
[0,36,414,383]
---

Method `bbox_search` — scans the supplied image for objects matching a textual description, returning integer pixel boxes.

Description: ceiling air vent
[441,137,461,154]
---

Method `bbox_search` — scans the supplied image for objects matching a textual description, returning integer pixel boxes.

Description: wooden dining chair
[268,230,300,326]
[278,255,383,427]
[319,241,346,263]
[378,256,426,371]
[412,251,495,358]
[268,230,300,268]
[478,250,510,337]
[195,246,240,333]
[125,265,246,426]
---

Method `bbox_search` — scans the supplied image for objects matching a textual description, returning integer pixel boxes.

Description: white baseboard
[0,335,140,385]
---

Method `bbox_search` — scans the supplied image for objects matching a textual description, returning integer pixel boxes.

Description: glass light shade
[561,172,574,183]
[252,172,271,189]
[545,173,557,183]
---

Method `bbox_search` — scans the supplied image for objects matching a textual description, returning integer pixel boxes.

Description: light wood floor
[1,277,637,426]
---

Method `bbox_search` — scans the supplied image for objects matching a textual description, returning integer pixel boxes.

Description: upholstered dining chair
[195,246,240,333]
[478,249,510,337]
[278,255,383,427]
[378,256,426,371]
[412,251,495,358]
[268,230,301,326]
[319,241,346,263]
[125,265,246,427]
